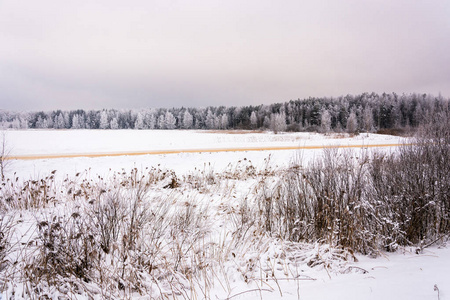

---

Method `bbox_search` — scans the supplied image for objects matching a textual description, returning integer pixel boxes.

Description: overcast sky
[1,0,449,111]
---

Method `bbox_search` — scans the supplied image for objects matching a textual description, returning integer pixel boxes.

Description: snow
[2,129,448,300]
[8,130,403,156]
[296,247,449,300]
[7,130,405,180]
[204,241,450,300]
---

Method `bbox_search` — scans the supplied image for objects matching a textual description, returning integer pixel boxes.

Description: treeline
[1,92,448,133]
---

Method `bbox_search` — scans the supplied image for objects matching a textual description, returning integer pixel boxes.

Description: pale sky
[1,0,449,111]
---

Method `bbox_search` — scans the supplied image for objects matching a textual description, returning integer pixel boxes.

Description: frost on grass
[0,160,361,299]
[0,116,449,299]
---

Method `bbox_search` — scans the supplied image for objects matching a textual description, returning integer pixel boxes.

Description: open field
[0,130,448,300]
[7,130,404,156]
[6,130,404,179]
[8,143,406,160]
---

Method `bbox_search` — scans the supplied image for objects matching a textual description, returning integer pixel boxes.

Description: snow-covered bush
[253,111,450,254]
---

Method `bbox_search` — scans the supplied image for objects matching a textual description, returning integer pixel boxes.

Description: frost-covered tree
[270,112,287,133]
[71,114,82,129]
[250,111,258,129]
[35,116,49,129]
[63,112,70,129]
[363,106,374,134]
[145,111,156,129]
[21,116,29,129]
[165,111,176,129]
[182,110,193,129]
[84,114,91,129]
[220,114,229,129]
[157,114,165,129]
[205,109,215,129]
[263,116,271,129]
[55,113,66,129]
[134,112,145,129]
[99,111,109,129]
[110,118,119,129]
[320,109,332,133]
[10,118,20,129]
[214,115,220,129]
[346,111,358,134]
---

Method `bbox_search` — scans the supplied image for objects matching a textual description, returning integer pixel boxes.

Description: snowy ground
[220,245,450,300]
[7,130,404,180]
[1,130,448,300]
[7,130,405,156]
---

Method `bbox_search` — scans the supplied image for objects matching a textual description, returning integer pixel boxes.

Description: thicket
[254,111,450,254]
[0,168,217,298]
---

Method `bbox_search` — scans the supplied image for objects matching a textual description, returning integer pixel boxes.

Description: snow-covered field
[1,130,448,300]
[8,130,405,156]
[8,130,403,180]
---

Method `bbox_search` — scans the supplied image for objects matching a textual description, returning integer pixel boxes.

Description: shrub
[253,110,450,254]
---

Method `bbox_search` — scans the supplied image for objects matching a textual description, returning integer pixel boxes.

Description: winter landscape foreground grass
[0,119,449,299]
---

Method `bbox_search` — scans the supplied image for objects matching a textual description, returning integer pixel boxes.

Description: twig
[434,284,440,300]
[423,236,443,250]
[324,264,331,280]
[255,276,317,281]
[218,288,273,300]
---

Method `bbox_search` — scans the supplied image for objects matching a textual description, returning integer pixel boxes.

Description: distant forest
[1,92,449,134]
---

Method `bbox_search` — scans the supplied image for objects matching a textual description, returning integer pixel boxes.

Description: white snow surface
[2,130,448,300]
[294,247,449,300]
[7,130,404,180]
[8,130,403,155]
[219,246,450,300]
